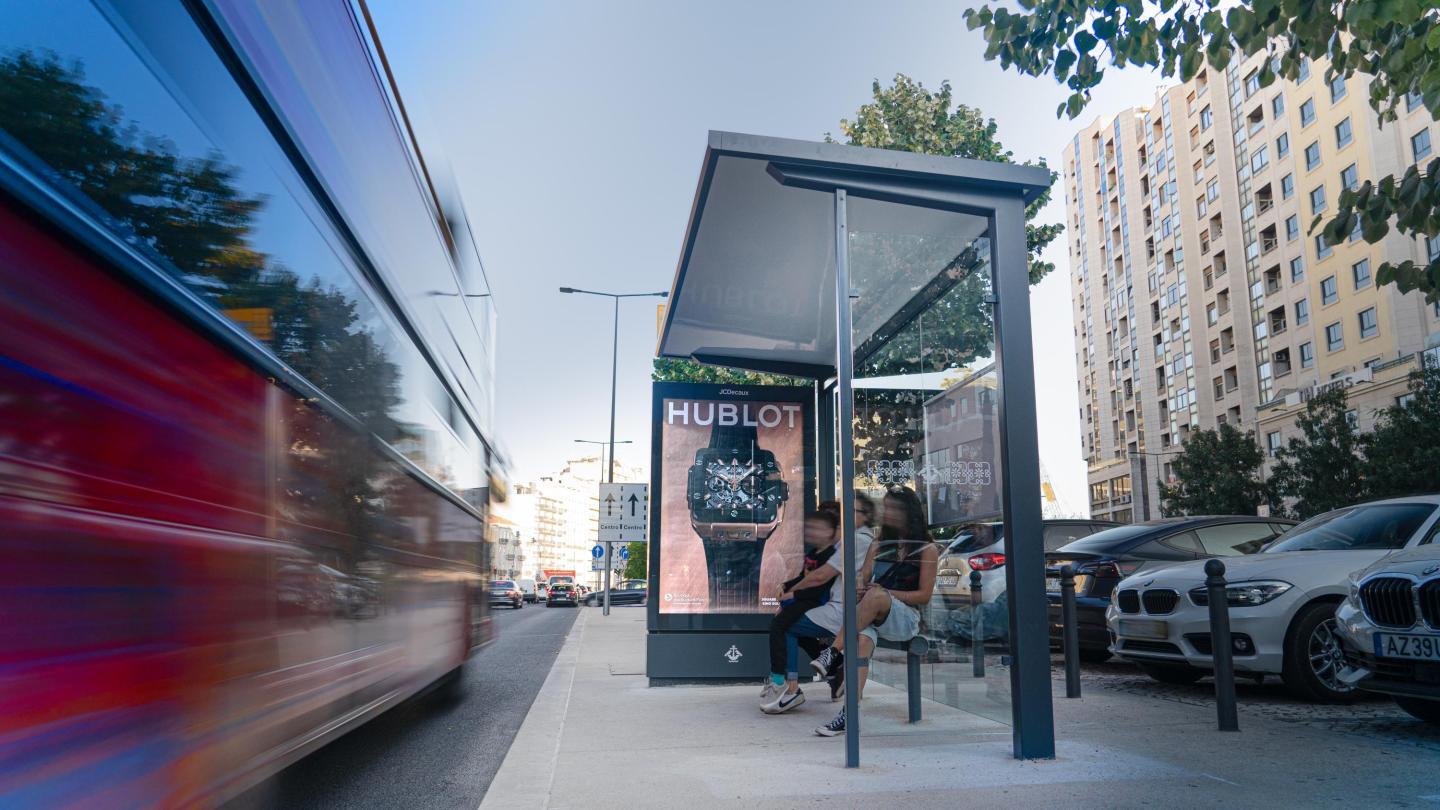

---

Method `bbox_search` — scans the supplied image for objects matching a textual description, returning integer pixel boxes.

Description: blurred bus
[0,0,499,804]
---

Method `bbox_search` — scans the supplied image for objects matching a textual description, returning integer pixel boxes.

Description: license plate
[937,576,959,588]
[1045,577,1061,593]
[1375,632,1440,661]
[1118,619,1168,640]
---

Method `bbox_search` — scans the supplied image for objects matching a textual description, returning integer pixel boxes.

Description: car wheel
[1393,695,1440,724]
[1139,663,1205,685]
[1079,648,1112,664]
[1281,600,1360,703]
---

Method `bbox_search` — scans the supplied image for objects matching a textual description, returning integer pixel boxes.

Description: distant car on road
[1108,497,1440,702]
[934,519,1118,608]
[517,578,538,603]
[1336,542,1440,723]
[582,580,648,606]
[489,580,523,610]
[1046,516,1294,661]
[546,584,579,608]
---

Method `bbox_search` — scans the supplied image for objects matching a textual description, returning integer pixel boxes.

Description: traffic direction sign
[591,544,605,559]
[598,483,648,543]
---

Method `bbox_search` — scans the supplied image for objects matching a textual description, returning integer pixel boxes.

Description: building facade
[1066,55,1440,521]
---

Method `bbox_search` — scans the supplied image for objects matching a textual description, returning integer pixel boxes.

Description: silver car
[1336,543,1440,723]
[1107,497,1440,702]
[934,519,1117,608]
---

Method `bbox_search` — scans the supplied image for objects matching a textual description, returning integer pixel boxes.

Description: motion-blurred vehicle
[0,2,499,804]
[583,580,648,606]
[934,519,1118,608]
[490,580,524,609]
[1337,544,1440,723]
[1109,497,1440,701]
[547,584,580,607]
[517,578,539,603]
[1045,517,1293,661]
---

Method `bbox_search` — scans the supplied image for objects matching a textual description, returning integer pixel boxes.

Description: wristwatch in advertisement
[686,420,789,609]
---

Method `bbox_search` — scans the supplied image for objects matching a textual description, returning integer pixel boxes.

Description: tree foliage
[963,0,1440,301]
[830,74,1062,284]
[1160,423,1268,516]
[1269,390,1367,519]
[650,358,807,386]
[1363,363,1440,499]
[622,541,647,581]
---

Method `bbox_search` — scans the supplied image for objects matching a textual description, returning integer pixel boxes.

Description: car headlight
[1188,580,1293,607]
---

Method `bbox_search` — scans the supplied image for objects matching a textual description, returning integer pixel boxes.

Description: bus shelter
[655,132,1055,763]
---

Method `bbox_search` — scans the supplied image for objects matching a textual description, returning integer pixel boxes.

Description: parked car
[1108,497,1440,702]
[1336,543,1440,723]
[517,578,538,603]
[546,584,579,608]
[934,519,1119,608]
[582,580,648,606]
[1046,517,1294,662]
[489,580,523,610]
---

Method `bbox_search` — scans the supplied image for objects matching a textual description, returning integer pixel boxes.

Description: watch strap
[708,419,759,455]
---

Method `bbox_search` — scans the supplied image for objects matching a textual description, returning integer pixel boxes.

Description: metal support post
[970,570,985,678]
[833,189,861,768]
[1061,565,1081,699]
[1205,559,1239,731]
[603,296,618,617]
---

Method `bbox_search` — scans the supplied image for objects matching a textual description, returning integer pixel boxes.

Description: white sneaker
[761,687,806,715]
[758,681,781,707]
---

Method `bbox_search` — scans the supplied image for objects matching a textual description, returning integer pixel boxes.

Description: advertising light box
[649,382,814,632]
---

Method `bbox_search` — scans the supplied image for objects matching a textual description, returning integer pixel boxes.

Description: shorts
[862,595,920,643]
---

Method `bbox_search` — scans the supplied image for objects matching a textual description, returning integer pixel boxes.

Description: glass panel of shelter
[842,193,1012,733]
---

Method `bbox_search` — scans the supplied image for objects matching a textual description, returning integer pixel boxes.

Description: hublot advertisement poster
[649,382,814,634]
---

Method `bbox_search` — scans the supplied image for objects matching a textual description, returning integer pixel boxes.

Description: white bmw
[1106,496,1440,702]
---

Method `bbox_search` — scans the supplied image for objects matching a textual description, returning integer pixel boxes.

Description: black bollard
[970,570,985,678]
[1205,558,1239,732]
[1061,564,1081,698]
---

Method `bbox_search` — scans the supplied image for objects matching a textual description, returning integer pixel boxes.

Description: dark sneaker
[811,647,842,680]
[762,687,806,714]
[828,669,845,701]
[815,707,845,737]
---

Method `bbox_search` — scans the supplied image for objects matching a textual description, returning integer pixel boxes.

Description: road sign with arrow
[598,482,648,543]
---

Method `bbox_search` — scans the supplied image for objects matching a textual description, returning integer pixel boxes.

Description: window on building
[1321,275,1338,304]
[1359,307,1378,339]
[1330,75,1347,102]
[1281,173,1295,198]
[1207,179,1219,202]
[1353,258,1371,288]
[1296,297,1310,325]
[1429,234,1440,262]
[1414,129,1433,162]
[1300,98,1316,126]
[1398,392,1417,408]
[1345,409,1359,428]
[1290,255,1305,281]
[1200,105,1213,130]
[1300,341,1315,368]
[1246,71,1262,97]
[1316,233,1332,259]
[1341,163,1359,190]
[1251,144,1269,172]
[1286,215,1300,241]
[1272,95,1285,117]
[1275,132,1290,159]
[1310,185,1327,214]
[1335,117,1353,149]
[1326,321,1344,351]
[1267,431,1283,456]
[1298,59,1312,82]
[1305,141,1322,170]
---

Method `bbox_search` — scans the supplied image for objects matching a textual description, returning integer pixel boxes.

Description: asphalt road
[228,602,579,810]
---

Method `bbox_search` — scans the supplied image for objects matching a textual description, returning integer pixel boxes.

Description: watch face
[688,448,787,524]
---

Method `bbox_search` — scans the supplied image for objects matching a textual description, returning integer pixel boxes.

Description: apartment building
[501,455,645,586]
[1066,55,1440,522]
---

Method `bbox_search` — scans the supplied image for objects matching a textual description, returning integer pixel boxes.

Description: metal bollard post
[1205,559,1239,732]
[970,570,985,678]
[1061,564,1081,698]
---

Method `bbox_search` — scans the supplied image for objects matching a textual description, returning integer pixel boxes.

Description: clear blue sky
[370,0,1163,512]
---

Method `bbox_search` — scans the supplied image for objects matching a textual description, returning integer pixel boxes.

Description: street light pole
[560,287,667,615]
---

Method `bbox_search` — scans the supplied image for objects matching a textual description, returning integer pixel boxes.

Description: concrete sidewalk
[481,608,1440,809]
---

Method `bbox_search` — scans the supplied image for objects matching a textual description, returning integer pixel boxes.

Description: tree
[651,358,806,386]
[1269,390,1366,519]
[1364,363,1440,499]
[963,1,1440,303]
[622,541,647,581]
[1160,423,1269,516]
[831,74,1062,285]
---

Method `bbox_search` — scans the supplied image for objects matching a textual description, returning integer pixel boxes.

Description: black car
[1044,516,1295,661]
[546,584,579,607]
[582,580,648,606]
[489,580,523,609]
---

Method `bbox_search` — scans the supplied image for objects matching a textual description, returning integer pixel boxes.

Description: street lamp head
[558,287,576,294]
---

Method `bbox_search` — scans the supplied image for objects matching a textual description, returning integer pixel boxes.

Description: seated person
[762,493,877,715]
[809,486,937,738]
[759,503,842,712]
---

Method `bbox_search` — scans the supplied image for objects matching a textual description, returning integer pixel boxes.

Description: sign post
[598,483,648,615]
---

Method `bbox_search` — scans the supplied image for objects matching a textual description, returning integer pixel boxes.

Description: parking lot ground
[483,610,1440,809]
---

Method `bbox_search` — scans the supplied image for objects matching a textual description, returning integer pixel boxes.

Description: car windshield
[491,581,514,589]
[1055,524,1167,555]
[1262,504,1437,553]
[944,524,1003,555]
